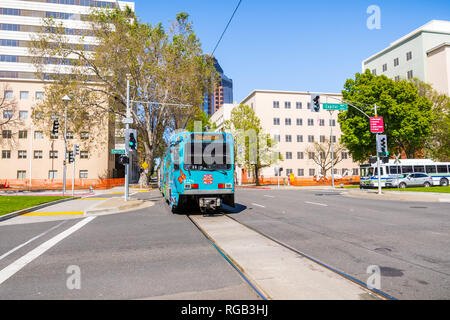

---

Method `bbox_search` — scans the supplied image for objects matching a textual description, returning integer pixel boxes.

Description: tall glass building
[204,58,233,115]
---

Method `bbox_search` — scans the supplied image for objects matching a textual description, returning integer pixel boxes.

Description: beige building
[212,90,360,179]
[0,0,134,183]
[362,20,450,95]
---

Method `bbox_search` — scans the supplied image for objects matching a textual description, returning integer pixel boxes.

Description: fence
[241,176,361,187]
[0,178,125,191]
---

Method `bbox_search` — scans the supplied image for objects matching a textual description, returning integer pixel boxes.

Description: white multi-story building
[362,20,450,95]
[0,0,135,183]
[212,90,360,180]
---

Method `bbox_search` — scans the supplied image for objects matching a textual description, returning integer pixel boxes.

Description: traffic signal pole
[125,77,130,202]
[375,105,382,195]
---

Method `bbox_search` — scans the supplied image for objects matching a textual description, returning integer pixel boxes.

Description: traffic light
[74,144,80,156]
[119,154,129,165]
[382,157,389,164]
[125,129,137,152]
[369,156,377,164]
[52,119,60,135]
[68,151,74,164]
[311,94,321,112]
[377,134,389,157]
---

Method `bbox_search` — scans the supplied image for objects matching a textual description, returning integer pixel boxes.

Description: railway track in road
[188,210,397,300]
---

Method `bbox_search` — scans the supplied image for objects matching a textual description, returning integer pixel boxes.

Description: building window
[297,152,304,160]
[79,170,88,179]
[307,102,311,110]
[394,76,400,82]
[285,135,292,143]
[35,92,45,100]
[34,150,43,159]
[0,24,20,31]
[17,171,26,179]
[20,91,29,100]
[353,168,359,176]
[286,169,293,176]
[3,110,13,119]
[382,64,387,72]
[285,118,291,126]
[18,150,27,159]
[273,118,280,126]
[372,69,377,76]
[407,70,413,79]
[319,119,325,126]
[49,171,58,180]
[2,150,11,159]
[80,151,89,159]
[2,130,12,138]
[308,135,315,143]
[342,152,348,159]
[4,91,13,99]
[309,168,315,176]
[297,135,303,143]
[308,119,314,126]
[49,151,58,159]
[286,152,293,160]
[406,51,412,61]
[320,135,325,143]
[296,102,302,109]
[19,130,27,139]
[297,169,304,177]
[273,134,280,142]
[0,55,18,63]
[308,152,315,160]
[296,118,303,126]
[394,58,399,67]
[285,102,291,109]
[34,112,44,120]
[273,101,280,109]
[320,151,326,160]
[329,119,336,127]
[0,8,20,16]
[19,111,28,119]
[34,131,43,139]
[50,132,59,139]
[66,132,74,139]
[1,39,19,47]
[331,136,337,143]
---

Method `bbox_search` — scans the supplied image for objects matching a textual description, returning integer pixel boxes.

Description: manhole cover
[374,247,392,254]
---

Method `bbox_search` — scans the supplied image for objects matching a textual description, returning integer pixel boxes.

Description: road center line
[252,203,266,208]
[305,201,329,207]
[0,221,67,262]
[264,195,275,198]
[0,216,96,286]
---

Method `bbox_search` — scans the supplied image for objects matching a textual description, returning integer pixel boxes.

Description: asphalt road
[0,190,260,300]
[229,188,450,300]
[1,188,449,300]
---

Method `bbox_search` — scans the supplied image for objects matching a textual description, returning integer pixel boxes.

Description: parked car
[386,173,434,188]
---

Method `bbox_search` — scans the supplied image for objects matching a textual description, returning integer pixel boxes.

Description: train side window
[426,165,437,174]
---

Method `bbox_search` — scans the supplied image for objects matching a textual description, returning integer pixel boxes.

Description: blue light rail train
[159,132,235,213]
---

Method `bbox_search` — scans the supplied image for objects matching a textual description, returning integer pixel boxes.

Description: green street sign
[111,149,126,154]
[323,103,348,111]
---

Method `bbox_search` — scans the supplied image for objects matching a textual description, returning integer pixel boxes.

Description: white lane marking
[0,221,67,261]
[264,195,275,198]
[252,203,266,208]
[0,217,96,286]
[305,201,329,207]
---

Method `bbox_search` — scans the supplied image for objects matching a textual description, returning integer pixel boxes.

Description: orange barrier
[0,178,125,191]
[242,176,360,187]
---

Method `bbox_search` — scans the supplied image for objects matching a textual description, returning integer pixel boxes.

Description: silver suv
[386,173,434,188]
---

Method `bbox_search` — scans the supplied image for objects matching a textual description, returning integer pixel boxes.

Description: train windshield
[184,142,232,171]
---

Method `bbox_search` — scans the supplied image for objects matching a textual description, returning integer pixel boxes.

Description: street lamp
[62,95,71,196]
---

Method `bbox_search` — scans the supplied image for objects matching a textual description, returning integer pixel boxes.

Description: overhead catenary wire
[211,0,243,56]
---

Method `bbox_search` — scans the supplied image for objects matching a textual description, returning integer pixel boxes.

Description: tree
[185,108,212,132]
[0,84,20,147]
[338,70,434,162]
[224,104,281,185]
[411,79,450,161]
[306,138,347,177]
[29,8,216,178]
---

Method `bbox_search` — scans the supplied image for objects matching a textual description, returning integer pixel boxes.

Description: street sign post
[322,103,348,111]
[370,117,384,133]
[111,149,126,155]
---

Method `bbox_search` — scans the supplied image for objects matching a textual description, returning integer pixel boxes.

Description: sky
[132,0,450,103]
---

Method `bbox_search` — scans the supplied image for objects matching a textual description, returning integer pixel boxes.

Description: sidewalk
[345,189,450,203]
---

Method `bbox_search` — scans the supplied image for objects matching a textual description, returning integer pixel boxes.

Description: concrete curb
[85,198,155,216]
[0,197,81,222]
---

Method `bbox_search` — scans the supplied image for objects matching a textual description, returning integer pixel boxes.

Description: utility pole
[62,95,71,196]
[330,110,335,189]
[125,76,131,202]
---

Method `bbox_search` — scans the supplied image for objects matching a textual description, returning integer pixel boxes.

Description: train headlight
[185,184,191,190]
